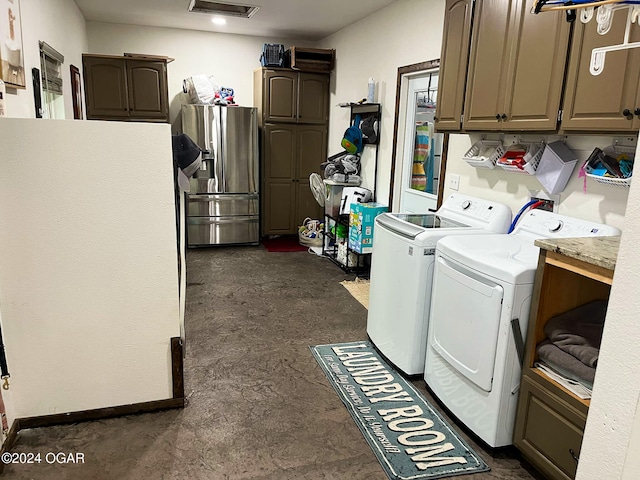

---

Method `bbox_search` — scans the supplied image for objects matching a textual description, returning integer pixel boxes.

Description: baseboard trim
[0,419,21,474]
[19,397,184,430]
[0,336,185,463]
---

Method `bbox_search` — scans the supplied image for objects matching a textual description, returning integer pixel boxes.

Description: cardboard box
[348,202,388,254]
[535,141,578,194]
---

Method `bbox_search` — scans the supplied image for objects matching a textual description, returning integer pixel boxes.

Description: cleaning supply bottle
[367,77,375,103]
[0,80,6,117]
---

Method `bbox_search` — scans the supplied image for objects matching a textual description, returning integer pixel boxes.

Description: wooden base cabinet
[514,248,614,480]
[83,55,170,122]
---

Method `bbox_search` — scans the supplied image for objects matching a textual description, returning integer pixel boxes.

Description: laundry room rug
[340,279,370,309]
[261,236,309,252]
[310,341,490,480]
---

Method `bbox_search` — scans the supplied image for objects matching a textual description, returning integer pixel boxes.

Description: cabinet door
[502,0,570,130]
[296,125,326,225]
[434,0,473,132]
[264,70,298,123]
[263,124,296,234]
[462,0,517,130]
[515,376,586,480]
[561,9,640,132]
[126,60,169,122]
[83,56,129,119]
[298,73,329,124]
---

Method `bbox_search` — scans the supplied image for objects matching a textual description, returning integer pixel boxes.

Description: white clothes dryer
[367,193,512,376]
[424,210,620,448]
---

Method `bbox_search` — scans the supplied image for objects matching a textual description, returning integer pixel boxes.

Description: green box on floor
[348,202,388,253]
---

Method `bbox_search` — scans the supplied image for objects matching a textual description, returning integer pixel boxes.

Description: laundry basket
[298,218,323,247]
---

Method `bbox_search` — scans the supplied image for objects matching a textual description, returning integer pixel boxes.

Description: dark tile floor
[3,246,543,479]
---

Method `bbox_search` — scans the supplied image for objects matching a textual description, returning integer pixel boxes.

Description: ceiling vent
[187,0,259,18]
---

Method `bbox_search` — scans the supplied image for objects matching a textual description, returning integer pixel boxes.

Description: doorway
[389,60,447,213]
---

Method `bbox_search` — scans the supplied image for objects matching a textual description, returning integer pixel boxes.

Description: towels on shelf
[537,300,607,388]
[543,300,607,367]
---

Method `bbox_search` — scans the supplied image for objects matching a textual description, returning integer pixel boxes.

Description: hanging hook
[2,376,9,390]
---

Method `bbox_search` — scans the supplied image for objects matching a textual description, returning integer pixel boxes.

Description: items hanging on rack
[411,122,434,192]
[532,0,640,75]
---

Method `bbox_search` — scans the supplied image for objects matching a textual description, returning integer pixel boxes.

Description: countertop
[534,236,620,271]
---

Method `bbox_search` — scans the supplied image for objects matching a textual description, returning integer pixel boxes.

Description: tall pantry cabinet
[254,68,329,235]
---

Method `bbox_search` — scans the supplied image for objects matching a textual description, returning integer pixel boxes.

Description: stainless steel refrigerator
[181,104,259,246]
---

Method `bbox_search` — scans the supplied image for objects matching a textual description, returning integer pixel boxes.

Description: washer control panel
[438,193,512,232]
[516,210,620,238]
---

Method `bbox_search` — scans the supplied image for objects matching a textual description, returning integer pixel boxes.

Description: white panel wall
[4,0,87,118]
[0,119,180,420]
[576,140,640,479]
[318,0,446,204]
[87,22,314,129]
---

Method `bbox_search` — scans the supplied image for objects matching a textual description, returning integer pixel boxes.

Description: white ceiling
[74,0,399,41]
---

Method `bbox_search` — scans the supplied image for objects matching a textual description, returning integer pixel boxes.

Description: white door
[399,72,443,214]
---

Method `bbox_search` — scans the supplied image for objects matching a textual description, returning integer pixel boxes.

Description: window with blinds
[39,41,65,119]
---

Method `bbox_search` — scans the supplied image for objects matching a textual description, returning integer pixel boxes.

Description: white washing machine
[424,209,621,448]
[367,193,512,376]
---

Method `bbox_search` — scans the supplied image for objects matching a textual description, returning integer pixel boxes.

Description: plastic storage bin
[585,144,634,188]
[496,142,545,174]
[535,141,578,194]
[324,180,351,218]
[462,140,506,169]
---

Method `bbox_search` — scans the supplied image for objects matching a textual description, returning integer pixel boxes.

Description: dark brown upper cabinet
[561,9,640,132]
[434,0,474,132]
[260,69,329,124]
[463,0,570,131]
[83,55,169,123]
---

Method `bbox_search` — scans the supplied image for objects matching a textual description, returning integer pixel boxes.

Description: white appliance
[424,209,620,448]
[367,193,512,376]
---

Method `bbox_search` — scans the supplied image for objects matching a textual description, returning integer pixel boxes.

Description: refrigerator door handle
[220,107,228,192]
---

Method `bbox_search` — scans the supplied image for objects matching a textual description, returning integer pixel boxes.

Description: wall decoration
[0,0,25,88]
[70,65,83,119]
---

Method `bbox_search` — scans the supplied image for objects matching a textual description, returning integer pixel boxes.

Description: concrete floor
[4,246,543,479]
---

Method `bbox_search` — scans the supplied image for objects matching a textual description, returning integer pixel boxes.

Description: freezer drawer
[187,215,259,246]
[187,194,258,217]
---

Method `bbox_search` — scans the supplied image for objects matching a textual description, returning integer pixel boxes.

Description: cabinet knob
[569,449,579,463]
[635,108,640,117]
[434,116,439,122]
[495,114,501,120]
[623,108,632,118]
[501,113,508,120]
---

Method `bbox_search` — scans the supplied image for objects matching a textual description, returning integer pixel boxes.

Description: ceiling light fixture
[188,0,259,18]
[211,16,227,25]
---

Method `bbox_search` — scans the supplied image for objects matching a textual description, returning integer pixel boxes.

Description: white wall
[0,119,180,420]
[86,22,314,130]
[442,133,632,231]
[575,140,640,479]
[318,0,446,204]
[4,0,87,118]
